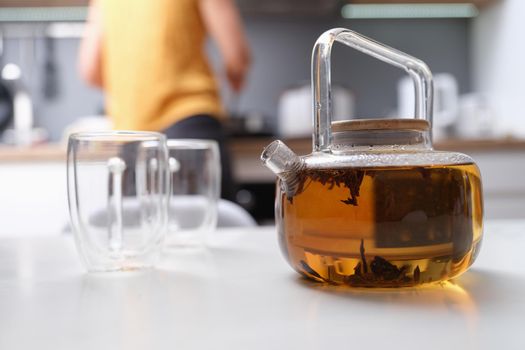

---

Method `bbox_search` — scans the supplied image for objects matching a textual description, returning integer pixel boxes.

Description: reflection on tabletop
[294,268,525,316]
[1,222,525,349]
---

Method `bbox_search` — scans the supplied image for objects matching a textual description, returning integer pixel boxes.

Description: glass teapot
[261,28,483,287]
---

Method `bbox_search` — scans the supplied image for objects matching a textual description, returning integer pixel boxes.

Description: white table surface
[1,220,524,350]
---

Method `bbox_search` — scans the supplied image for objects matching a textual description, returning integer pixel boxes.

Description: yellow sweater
[100,0,223,131]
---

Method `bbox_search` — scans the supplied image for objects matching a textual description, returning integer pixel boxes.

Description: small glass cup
[67,131,169,272]
[166,139,220,247]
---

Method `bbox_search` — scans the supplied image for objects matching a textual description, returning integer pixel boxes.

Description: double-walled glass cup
[67,131,169,272]
[167,139,221,247]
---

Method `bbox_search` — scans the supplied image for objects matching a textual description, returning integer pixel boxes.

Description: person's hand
[225,51,251,92]
[226,65,245,92]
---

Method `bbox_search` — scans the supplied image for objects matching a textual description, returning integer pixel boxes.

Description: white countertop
[1,221,524,350]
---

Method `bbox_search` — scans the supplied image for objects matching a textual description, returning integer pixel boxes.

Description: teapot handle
[312,28,433,152]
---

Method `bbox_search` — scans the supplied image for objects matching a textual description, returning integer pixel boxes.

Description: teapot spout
[261,140,305,196]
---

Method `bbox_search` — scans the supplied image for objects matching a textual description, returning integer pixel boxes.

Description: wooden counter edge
[0,144,67,162]
[1,137,525,162]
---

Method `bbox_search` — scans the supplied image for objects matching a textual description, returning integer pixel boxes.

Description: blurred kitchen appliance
[0,80,12,133]
[61,116,112,145]
[455,93,495,139]
[224,91,275,137]
[0,31,13,135]
[278,83,355,138]
[226,110,275,138]
[42,35,59,100]
[1,63,47,145]
[398,73,458,140]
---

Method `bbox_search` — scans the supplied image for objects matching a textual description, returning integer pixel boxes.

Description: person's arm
[78,0,104,88]
[199,0,251,92]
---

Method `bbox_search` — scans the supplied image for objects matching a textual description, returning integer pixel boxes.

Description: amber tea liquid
[277,163,483,287]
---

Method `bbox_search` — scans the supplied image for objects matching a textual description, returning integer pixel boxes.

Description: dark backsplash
[0,17,470,141]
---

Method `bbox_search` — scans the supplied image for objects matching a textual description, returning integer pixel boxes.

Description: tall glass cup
[67,131,169,272]
[167,139,220,247]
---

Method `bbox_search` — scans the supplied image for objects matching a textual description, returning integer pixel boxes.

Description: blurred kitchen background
[0,0,524,234]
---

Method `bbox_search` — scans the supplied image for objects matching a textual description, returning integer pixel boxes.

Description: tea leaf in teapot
[370,256,409,281]
[341,197,357,205]
[414,265,421,283]
[353,262,363,277]
[300,260,324,280]
[359,239,368,274]
[290,168,366,206]
[342,239,413,286]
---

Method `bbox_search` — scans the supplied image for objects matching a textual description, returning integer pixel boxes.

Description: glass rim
[69,130,165,142]
[167,138,218,150]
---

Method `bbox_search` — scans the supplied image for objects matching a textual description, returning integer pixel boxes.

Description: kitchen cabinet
[351,0,496,7]
[0,0,87,6]
[0,0,496,6]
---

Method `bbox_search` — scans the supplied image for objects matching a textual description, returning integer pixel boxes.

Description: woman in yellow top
[78,0,251,200]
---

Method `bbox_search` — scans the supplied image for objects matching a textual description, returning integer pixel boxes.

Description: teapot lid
[332,119,430,133]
